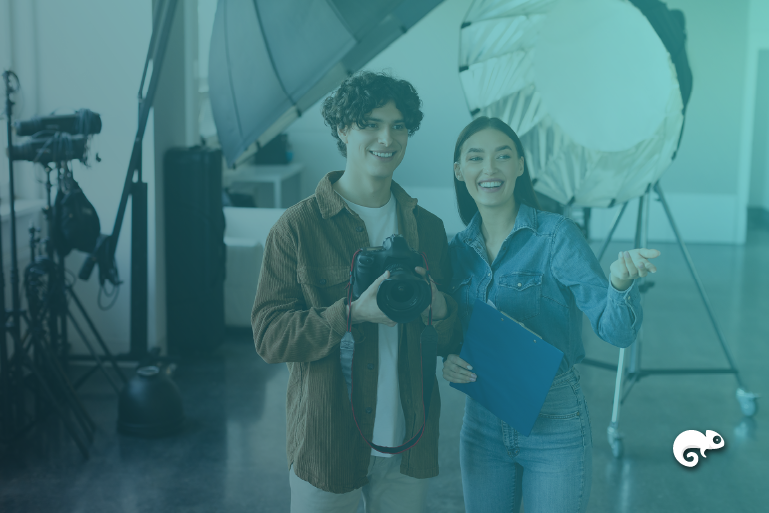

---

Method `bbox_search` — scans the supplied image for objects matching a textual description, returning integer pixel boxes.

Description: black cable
[97,261,120,311]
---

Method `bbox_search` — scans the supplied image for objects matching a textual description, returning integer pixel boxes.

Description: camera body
[351,234,432,324]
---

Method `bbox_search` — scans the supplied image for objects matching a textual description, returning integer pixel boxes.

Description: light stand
[31,165,128,394]
[0,70,15,442]
[1,71,94,458]
[78,0,179,361]
[1,0,181,456]
[581,182,759,458]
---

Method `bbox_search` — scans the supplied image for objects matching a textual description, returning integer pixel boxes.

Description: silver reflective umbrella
[458,0,692,207]
[209,0,444,167]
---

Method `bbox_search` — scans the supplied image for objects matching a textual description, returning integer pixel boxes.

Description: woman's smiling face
[454,128,524,211]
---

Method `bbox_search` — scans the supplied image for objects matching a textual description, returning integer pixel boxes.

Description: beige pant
[289,454,430,513]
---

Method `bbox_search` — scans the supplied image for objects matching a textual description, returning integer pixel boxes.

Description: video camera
[9,109,101,164]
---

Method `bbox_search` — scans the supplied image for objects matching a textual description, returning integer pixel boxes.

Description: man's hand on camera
[415,267,448,321]
[347,271,397,327]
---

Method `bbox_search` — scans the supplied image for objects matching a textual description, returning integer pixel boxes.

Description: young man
[252,71,460,513]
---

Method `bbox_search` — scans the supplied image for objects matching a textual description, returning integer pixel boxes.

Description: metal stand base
[581,182,758,458]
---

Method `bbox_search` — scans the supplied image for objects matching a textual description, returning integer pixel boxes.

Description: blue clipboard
[450,299,563,436]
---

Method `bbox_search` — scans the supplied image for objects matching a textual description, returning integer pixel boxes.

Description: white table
[223,163,303,208]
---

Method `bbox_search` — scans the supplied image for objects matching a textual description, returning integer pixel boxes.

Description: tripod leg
[597,201,630,262]
[607,189,655,456]
[0,360,11,439]
[654,184,745,386]
[627,194,646,375]
[73,364,101,389]
[1,344,18,438]
[35,344,96,441]
[607,347,626,458]
[57,258,70,365]
[66,312,122,394]
[24,305,96,439]
[66,286,128,385]
[654,183,758,416]
[35,332,97,437]
[21,352,90,459]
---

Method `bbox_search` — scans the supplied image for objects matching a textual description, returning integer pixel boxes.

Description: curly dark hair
[321,71,424,157]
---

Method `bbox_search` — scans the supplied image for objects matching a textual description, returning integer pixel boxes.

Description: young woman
[443,117,661,513]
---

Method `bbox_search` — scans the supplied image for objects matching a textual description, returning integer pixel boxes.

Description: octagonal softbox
[458,0,692,207]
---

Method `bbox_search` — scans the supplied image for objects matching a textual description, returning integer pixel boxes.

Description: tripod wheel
[736,388,758,417]
[607,423,624,459]
[610,438,623,458]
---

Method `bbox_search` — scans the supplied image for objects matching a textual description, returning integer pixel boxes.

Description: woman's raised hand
[443,354,476,384]
[610,248,661,290]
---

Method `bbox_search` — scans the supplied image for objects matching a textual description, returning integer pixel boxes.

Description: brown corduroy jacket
[252,171,461,494]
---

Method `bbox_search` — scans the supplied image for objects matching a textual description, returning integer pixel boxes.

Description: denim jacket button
[517,282,522,287]
[367,363,374,370]
[356,226,364,232]
[365,407,372,414]
[319,279,326,285]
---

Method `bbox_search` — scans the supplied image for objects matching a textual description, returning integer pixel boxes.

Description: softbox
[458,0,692,207]
[209,0,444,167]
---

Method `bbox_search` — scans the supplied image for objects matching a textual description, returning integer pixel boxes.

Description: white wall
[0,0,45,202]
[660,0,748,197]
[765,115,769,211]
[0,0,46,321]
[288,0,766,243]
[748,50,769,209]
[745,1,769,213]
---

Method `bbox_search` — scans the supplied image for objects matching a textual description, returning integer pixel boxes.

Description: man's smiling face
[338,100,409,180]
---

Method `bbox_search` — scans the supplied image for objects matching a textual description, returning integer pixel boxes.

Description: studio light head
[9,134,88,164]
[13,109,102,137]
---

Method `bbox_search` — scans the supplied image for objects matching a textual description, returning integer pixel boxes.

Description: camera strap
[340,252,438,455]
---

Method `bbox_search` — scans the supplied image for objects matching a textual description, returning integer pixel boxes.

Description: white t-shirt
[338,191,405,457]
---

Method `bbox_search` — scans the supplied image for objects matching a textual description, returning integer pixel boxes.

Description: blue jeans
[460,367,593,513]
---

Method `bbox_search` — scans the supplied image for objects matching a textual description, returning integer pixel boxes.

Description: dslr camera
[351,235,432,324]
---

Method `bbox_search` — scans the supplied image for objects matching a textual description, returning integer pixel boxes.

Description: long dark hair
[453,117,540,225]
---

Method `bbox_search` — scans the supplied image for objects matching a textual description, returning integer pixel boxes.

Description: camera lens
[376,269,432,324]
[391,282,414,303]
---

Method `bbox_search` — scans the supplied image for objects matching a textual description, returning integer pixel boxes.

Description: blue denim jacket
[449,205,642,374]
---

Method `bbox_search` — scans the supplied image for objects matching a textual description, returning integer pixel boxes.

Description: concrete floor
[1,229,767,512]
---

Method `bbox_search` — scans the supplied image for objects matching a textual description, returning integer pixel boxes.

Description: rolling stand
[27,165,128,395]
[581,183,758,458]
[1,71,95,458]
